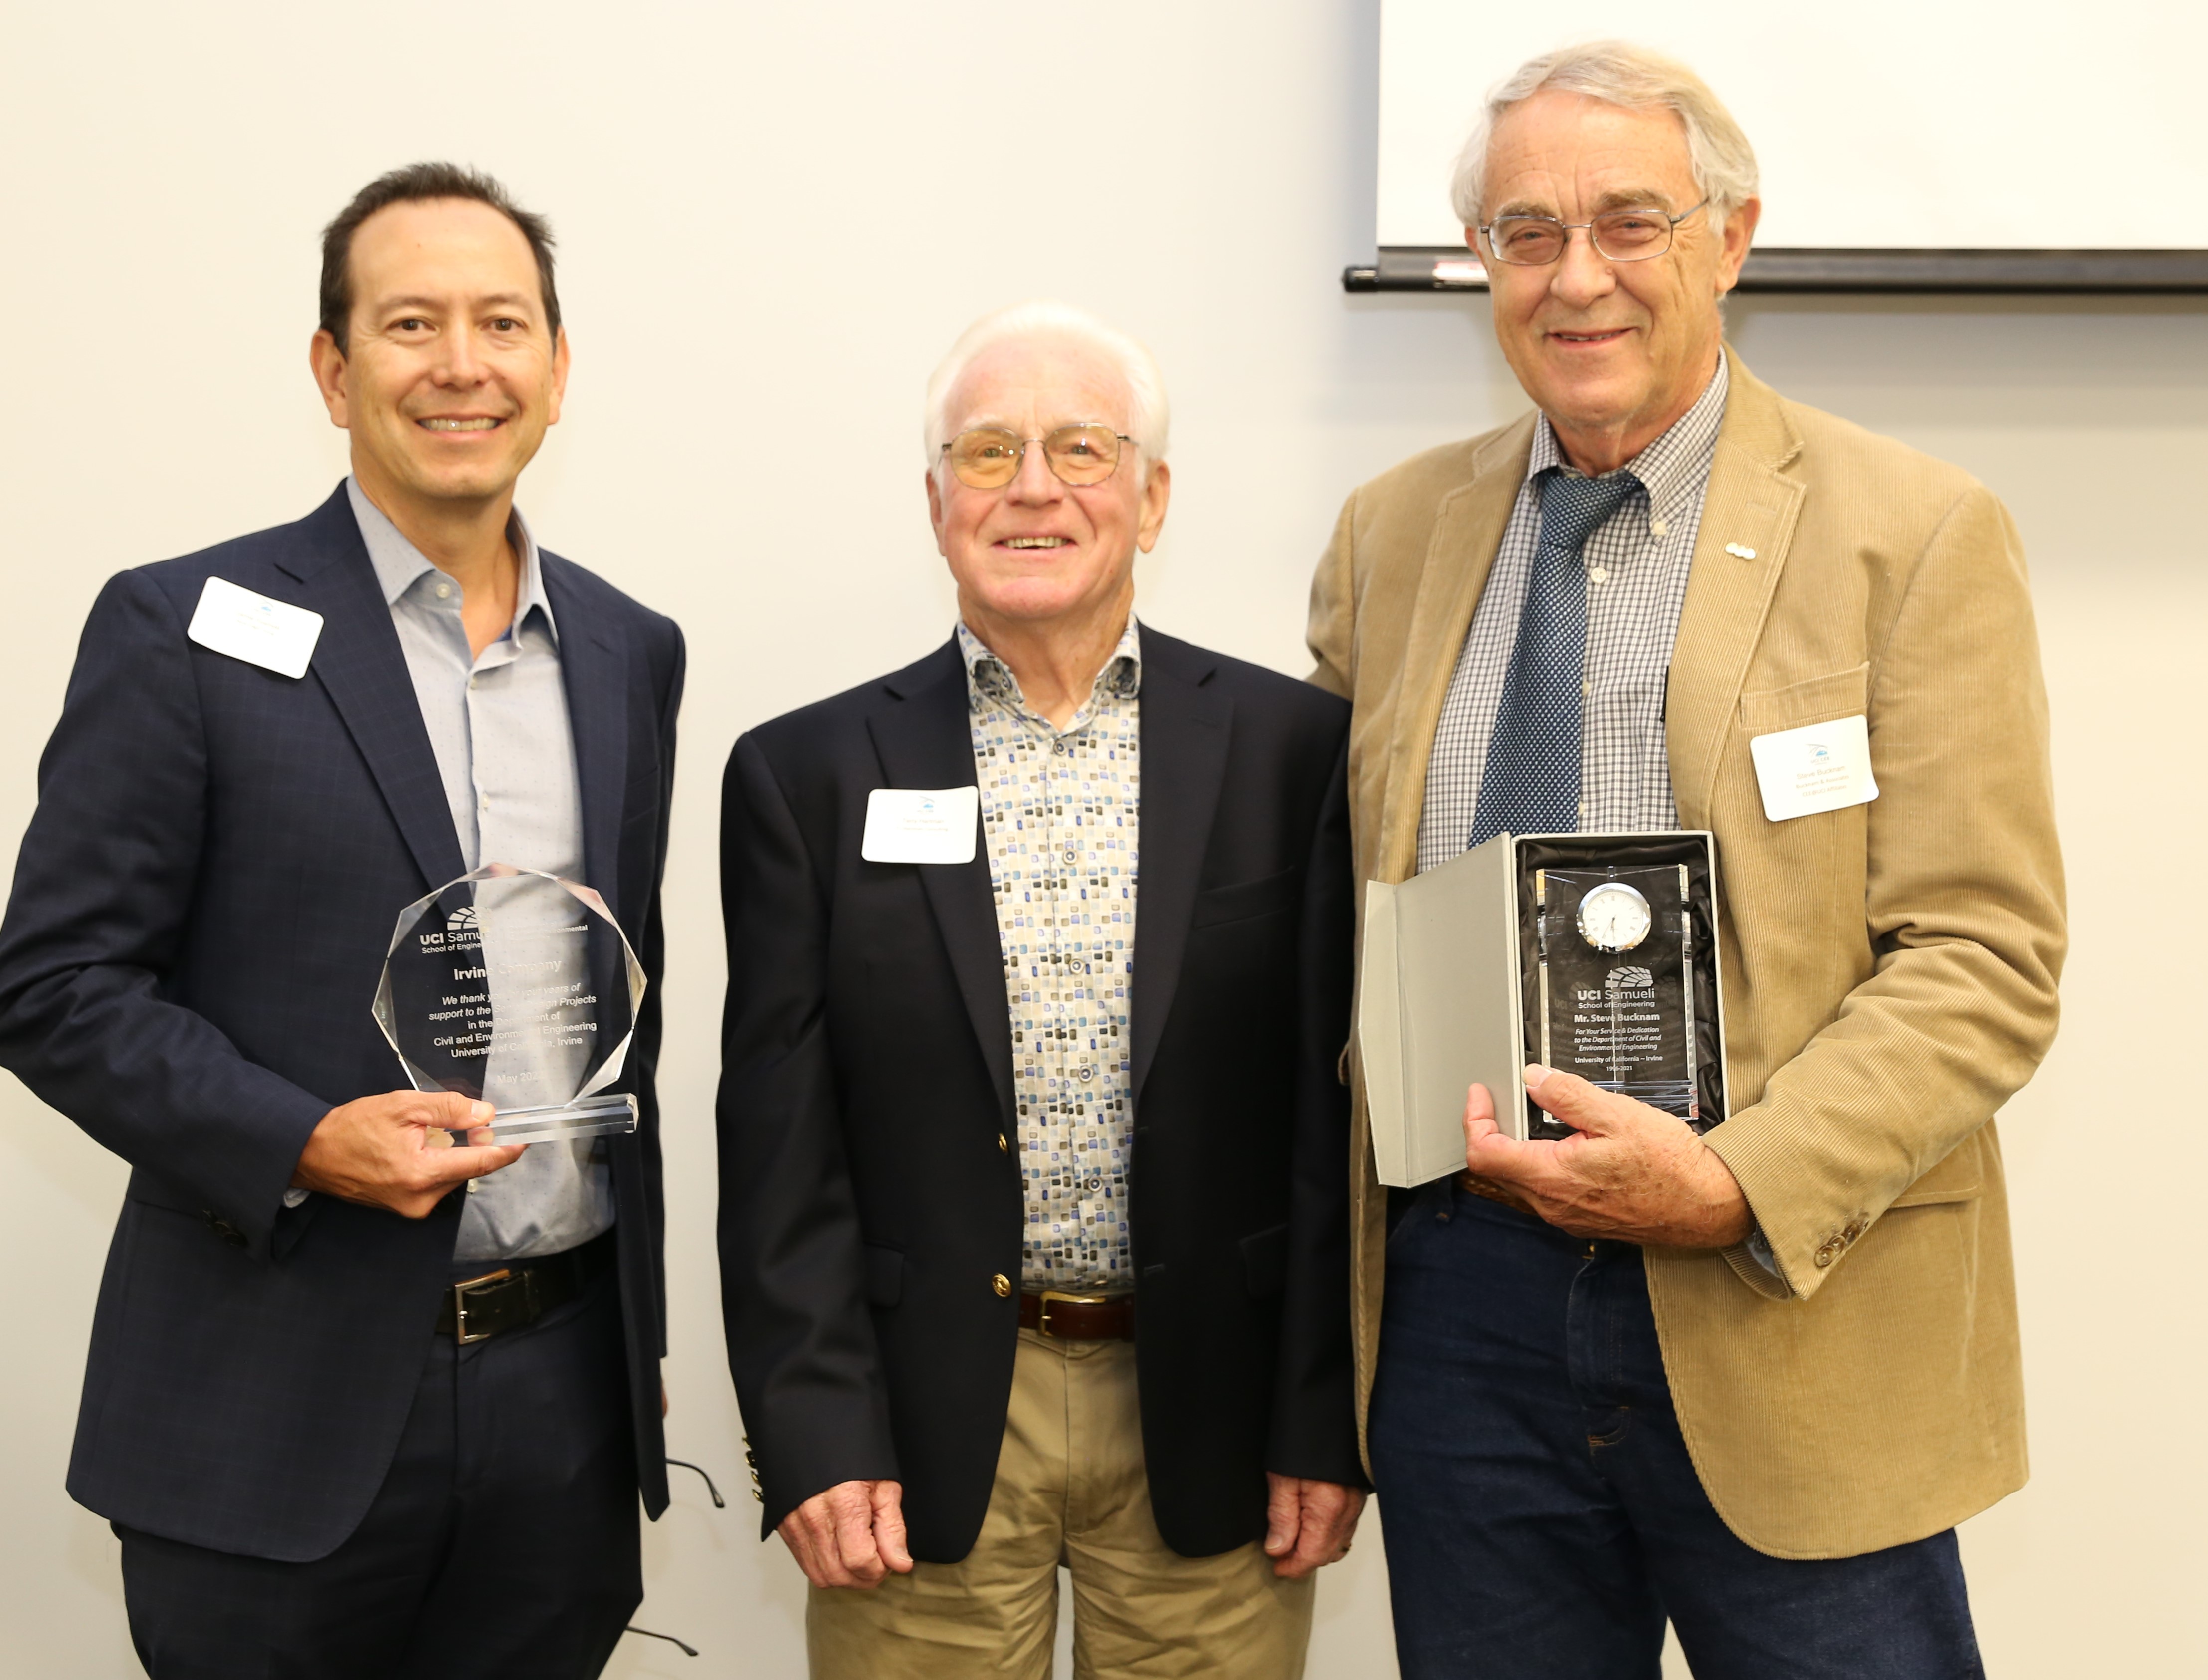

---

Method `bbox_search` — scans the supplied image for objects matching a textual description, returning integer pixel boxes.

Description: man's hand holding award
[294,862,647,1217]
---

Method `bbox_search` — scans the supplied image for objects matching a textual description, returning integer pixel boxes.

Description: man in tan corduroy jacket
[1309,41,2064,1680]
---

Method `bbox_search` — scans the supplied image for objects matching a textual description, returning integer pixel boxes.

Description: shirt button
[1087,1176,1103,1191]
[991,1273,1012,1298]
[1582,679,1593,697]
[1590,566,1609,584]
[1077,1065,1094,1082]
[1650,518,1668,537]
[435,582,452,600]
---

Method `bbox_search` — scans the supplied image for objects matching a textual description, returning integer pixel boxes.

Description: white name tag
[1749,714,1879,822]
[187,577,324,679]
[861,786,980,865]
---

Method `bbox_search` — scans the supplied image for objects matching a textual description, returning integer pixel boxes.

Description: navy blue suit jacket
[718,632,1362,1562]
[0,485,684,1561]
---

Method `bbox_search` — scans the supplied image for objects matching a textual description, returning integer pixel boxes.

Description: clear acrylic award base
[483,1091,639,1144]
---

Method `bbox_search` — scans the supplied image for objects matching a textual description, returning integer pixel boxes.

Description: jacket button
[998,1133,1009,1153]
[1814,1244,1837,1268]
[992,1274,1011,1298]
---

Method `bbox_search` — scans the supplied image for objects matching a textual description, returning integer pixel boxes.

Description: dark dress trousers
[717,629,1363,1563]
[0,484,684,1563]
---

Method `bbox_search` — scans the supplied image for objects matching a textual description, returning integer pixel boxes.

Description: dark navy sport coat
[0,484,684,1561]
[717,631,1363,1562]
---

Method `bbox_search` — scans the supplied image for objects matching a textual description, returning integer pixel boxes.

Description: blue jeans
[1369,1182,1984,1680]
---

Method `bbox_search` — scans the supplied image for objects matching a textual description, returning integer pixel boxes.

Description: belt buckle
[451,1268,514,1345]
[1035,1289,1108,1339]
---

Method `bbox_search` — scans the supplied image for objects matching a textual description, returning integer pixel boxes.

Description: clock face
[1577,881,1653,952]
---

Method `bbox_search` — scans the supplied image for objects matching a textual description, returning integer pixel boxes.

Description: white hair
[922,300,1171,475]
[1449,40,1760,233]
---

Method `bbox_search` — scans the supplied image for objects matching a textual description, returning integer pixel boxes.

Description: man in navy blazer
[719,303,1363,1679]
[0,164,683,1677]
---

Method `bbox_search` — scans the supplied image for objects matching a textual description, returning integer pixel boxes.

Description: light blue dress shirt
[347,478,615,1263]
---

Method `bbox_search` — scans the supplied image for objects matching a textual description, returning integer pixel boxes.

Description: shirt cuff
[1745,1223,1780,1275]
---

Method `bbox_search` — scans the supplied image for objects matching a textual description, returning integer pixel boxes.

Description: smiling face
[926,333,1169,634]
[310,197,567,516]
[1476,90,1757,469]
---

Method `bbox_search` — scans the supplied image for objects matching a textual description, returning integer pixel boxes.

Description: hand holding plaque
[373,864,645,1143]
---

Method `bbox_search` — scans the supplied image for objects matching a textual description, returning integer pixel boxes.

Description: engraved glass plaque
[373,863,644,1143]
[1514,835,1725,1144]
[1356,828,1727,1183]
[1537,865,1699,1116]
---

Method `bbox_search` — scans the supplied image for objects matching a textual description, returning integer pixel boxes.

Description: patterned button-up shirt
[1416,353,1730,873]
[959,618,1141,1293]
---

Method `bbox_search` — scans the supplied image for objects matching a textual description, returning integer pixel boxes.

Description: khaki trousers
[807,1329,1313,1680]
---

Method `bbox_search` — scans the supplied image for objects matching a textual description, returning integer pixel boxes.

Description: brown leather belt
[1456,1170,1538,1217]
[435,1230,616,1344]
[1018,1290,1134,1341]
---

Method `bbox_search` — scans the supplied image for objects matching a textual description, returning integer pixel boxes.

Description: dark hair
[318,162,560,353]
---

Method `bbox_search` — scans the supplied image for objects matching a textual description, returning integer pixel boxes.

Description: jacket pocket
[1192,867,1302,930]
[864,1244,905,1307]
[1736,662,1870,734]
[1240,1222,1289,1298]
[1888,1149,1982,1209]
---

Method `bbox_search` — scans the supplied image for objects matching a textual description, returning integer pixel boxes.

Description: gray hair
[1449,40,1759,233]
[922,300,1171,475]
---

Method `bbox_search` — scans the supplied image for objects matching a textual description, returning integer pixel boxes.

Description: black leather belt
[435,1230,616,1344]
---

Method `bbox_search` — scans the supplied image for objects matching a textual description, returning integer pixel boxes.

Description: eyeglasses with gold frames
[941,423,1133,490]
[1477,199,1709,267]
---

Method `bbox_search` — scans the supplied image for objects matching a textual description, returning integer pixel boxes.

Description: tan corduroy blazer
[1307,354,2066,1560]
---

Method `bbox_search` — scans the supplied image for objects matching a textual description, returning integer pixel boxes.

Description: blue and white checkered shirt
[1417,354,1729,872]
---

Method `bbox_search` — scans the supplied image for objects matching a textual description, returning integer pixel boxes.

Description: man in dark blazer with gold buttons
[717,302,1363,1679]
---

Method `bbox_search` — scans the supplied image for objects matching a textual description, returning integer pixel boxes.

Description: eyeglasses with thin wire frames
[1477,199,1709,267]
[941,423,1134,490]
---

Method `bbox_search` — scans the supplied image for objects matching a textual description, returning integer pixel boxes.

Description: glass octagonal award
[373,864,644,1143]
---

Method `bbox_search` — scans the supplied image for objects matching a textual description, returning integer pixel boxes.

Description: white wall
[0,4,2201,1675]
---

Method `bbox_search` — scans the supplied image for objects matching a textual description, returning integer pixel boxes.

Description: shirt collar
[957,616,1143,720]
[345,476,559,645]
[1525,348,1730,524]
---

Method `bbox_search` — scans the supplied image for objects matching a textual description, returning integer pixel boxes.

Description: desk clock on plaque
[1357,830,1728,1186]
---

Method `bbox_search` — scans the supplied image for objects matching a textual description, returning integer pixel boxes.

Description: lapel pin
[1724,541,1758,560]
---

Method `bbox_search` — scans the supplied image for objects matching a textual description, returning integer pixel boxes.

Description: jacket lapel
[866,644,1016,1123]
[541,557,631,916]
[1128,631,1231,1105]
[279,486,466,893]
[1375,415,1537,882]
[1665,355,1807,829]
